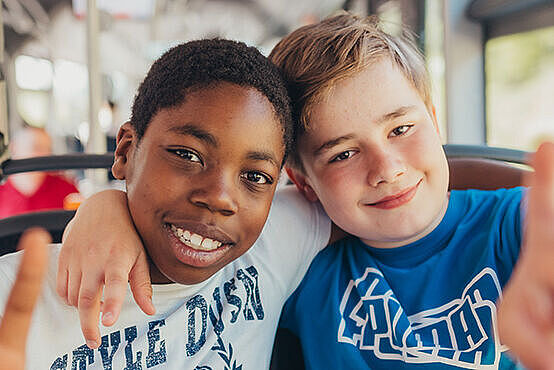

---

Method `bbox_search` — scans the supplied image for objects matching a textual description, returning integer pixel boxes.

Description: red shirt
[0,174,79,218]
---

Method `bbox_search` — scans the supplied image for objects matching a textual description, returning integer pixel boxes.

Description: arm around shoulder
[56,189,154,349]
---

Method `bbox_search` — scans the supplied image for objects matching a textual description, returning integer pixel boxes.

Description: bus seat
[0,210,75,256]
[0,153,114,255]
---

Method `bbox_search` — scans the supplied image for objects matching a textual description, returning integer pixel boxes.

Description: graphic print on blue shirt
[50,265,262,369]
[280,188,524,370]
[338,266,505,367]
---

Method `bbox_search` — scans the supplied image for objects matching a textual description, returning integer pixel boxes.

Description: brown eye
[330,150,356,163]
[390,124,413,137]
[241,171,273,185]
[168,149,203,164]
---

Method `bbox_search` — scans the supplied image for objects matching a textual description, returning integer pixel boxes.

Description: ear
[112,122,137,180]
[430,105,440,135]
[285,167,319,203]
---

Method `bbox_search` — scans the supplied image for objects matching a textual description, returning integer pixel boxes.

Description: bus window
[485,26,554,151]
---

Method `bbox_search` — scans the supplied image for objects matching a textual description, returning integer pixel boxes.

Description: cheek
[312,170,359,210]
[402,130,444,170]
[130,177,164,208]
[241,192,274,232]
[321,162,362,190]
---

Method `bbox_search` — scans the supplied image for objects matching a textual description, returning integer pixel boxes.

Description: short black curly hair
[131,38,293,166]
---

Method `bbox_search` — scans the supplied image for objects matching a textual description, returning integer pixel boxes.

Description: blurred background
[0,0,553,200]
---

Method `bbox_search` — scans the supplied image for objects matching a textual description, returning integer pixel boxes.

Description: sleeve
[257,185,331,296]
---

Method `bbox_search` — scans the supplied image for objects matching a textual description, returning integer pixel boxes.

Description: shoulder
[262,185,331,239]
[0,250,23,280]
[451,187,525,213]
[450,188,525,245]
[269,185,328,219]
[0,244,61,287]
[270,185,309,211]
[0,250,24,307]
[0,244,62,313]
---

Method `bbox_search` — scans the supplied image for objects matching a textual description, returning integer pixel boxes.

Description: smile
[170,224,224,251]
[368,179,422,210]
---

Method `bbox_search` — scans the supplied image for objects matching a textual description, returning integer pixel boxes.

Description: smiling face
[113,82,284,284]
[291,59,449,248]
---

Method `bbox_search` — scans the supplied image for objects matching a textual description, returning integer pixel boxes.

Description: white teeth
[190,234,202,245]
[169,224,224,251]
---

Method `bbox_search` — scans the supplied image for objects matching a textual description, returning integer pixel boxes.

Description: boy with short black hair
[0,38,335,369]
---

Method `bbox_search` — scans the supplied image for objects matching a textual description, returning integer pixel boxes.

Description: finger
[498,281,554,370]
[67,268,82,307]
[529,143,554,215]
[523,143,554,256]
[128,253,155,316]
[56,241,72,305]
[0,228,51,350]
[77,271,104,349]
[533,142,554,189]
[100,268,130,327]
[56,263,69,305]
[499,310,554,369]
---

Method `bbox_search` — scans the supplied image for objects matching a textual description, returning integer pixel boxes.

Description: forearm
[57,188,153,348]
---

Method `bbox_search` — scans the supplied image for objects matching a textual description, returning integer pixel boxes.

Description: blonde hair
[269,11,432,170]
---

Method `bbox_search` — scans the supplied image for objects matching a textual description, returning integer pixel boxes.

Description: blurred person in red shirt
[0,126,79,218]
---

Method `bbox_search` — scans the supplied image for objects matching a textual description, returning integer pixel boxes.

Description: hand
[0,228,51,370]
[56,190,155,349]
[498,142,554,369]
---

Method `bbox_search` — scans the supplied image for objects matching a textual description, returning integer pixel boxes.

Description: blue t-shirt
[280,188,525,369]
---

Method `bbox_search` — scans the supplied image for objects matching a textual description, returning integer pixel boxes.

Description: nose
[366,147,406,187]
[188,170,238,216]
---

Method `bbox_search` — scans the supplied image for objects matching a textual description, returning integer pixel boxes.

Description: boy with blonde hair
[269,12,551,368]
[57,12,553,369]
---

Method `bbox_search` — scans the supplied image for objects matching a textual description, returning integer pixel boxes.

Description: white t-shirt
[0,186,330,370]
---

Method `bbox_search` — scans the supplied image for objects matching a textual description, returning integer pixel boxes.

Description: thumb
[129,252,155,315]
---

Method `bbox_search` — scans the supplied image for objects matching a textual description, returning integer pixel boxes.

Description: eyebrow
[167,124,218,147]
[376,105,418,125]
[313,134,356,157]
[167,124,280,168]
[246,151,280,169]
[312,105,418,158]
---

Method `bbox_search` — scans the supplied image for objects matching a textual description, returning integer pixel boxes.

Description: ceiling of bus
[467,0,554,20]
[1,0,348,54]
[2,0,70,54]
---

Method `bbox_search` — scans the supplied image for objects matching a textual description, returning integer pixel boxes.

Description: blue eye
[241,171,273,185]
[390,124,414,137]
[169,149,203,164]
[330,150,356,163]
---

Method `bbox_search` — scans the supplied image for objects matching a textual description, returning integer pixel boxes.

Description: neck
[149,263,173,284]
